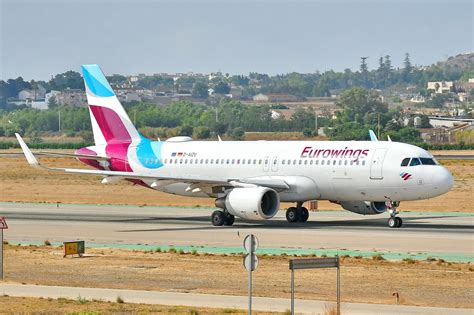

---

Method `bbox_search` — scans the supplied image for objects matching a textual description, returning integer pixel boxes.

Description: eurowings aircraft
[16,65,454,228]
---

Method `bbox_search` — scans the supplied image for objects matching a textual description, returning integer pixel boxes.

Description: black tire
[395,217,403,228]
[223,213,235,226]
[211,210,225,226]
[286,207,299,223]
[300,207,309,222]
[388,217,397,228]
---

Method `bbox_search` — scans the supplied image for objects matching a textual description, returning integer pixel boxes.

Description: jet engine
[339,201,387,215]
[215,187,280,220]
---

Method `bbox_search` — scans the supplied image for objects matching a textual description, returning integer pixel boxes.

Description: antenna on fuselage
[217,135,222,142]
[387,135,392,142]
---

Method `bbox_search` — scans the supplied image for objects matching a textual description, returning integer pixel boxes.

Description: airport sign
[243,234,258,253]
[289,257,339,270]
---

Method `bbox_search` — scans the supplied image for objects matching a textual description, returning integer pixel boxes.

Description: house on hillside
[427,81,454,94]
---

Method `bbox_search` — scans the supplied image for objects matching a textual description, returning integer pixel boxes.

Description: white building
[427,81,454,94]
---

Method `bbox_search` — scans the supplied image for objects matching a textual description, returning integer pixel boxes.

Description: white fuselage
[121,139,453,203]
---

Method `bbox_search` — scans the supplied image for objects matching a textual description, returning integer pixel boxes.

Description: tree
[402,53,413,83]
[213,81,231,94]
[229,127,245,140]
[337,87,387,123]
[192,82,209,99]
[359,57,370,87]
[47,96,58,109]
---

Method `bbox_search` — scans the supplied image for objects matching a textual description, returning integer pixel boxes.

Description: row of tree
[0,87,430,144]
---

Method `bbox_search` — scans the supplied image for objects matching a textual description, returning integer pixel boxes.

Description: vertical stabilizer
[82,64,140,145]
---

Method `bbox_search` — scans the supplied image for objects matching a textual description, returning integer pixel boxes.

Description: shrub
[116,296,124,304]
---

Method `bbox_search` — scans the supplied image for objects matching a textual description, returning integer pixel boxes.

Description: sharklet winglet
[15,133,41,169]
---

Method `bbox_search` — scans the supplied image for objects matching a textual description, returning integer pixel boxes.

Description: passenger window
[333,160,337,165]
[410,158,421,166]
[362,160,366,166]
[242,159,245,164]
[310,160,313,165]
[282,160,285,165]
[215,159,219,164]
[344,160,347,165]
[185,159,188,164]
[226,159,230,164]
[164,159,168,164]
[338,160,342,165]
[211,159,214,164]
[258,160,262,164]
[401,158,410,167]
[315,160,319,165]
[322,160,325,165]
[298,160,302,165]
[304,160,307,165]
[205,159,209,164]
[232,159,235,164]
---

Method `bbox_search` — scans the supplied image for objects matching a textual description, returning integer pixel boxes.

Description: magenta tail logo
[400,172,412,180]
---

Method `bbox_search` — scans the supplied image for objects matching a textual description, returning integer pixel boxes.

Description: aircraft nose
[432,167,454,194]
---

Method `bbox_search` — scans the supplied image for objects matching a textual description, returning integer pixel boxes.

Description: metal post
[248,263,252,315]
[0,229,3,281]
[337,256,340,315]
[291,269,295,315]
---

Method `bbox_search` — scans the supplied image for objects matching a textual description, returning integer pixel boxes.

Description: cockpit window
[409,158,421,166]
[400,158,410,167]
[420,158,436,165]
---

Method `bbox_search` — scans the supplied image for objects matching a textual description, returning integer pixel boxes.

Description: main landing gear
[211,210,235,226]
[286,202,309,223]
[387,201,403,228]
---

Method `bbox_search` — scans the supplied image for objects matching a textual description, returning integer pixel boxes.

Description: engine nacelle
[340,201,387,215]
[216,187,280,220]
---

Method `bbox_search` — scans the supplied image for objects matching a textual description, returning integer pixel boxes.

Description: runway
[1,202,473,261]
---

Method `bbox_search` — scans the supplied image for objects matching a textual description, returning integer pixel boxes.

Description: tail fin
[82,64,140,145]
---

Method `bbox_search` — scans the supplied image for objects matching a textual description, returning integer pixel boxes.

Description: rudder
[82,64,140,145]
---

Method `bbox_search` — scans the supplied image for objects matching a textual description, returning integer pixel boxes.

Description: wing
[15,133,289,191]
[36,151,110,161]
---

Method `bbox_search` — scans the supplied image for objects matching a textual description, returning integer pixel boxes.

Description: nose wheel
[387,201,402,228]
[388,216,403,228]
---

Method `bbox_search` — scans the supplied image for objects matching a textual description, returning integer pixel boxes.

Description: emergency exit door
[370,148,387,179]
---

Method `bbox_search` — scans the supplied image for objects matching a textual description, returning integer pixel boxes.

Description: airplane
[15,64,454,228]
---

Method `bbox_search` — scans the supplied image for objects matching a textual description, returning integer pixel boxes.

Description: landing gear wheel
[395,217,403,228]
[223,213,235,226]
[286,207,299,223]
[388,217,397,228]
[211,210,226,226]
[299,207,309,223]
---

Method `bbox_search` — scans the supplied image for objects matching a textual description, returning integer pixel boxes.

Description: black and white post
[243,234,259,315]
[0,217,8,281]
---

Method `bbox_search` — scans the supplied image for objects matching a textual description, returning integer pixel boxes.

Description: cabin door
[370,148,387,179]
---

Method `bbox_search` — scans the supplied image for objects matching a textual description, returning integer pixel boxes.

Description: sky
[0,0,473,81]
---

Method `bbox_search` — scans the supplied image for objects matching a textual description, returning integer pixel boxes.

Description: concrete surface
[1,283,472,315]
[1,203,472,261]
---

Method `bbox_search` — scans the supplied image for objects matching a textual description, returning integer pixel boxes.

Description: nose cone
[432,167,454,195]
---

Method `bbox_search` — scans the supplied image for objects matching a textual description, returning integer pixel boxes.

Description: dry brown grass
[0,296,258,314]
[3,245,474,309]
[0,151,472,212]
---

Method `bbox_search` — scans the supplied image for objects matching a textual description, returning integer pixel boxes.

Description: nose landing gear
[387,201,402,228]
[286,202,309,223]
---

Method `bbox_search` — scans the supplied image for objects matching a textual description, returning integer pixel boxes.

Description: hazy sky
[1,0,472,80]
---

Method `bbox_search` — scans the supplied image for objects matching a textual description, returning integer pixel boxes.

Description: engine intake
[339,201,387,215]
[216,187,280,220]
